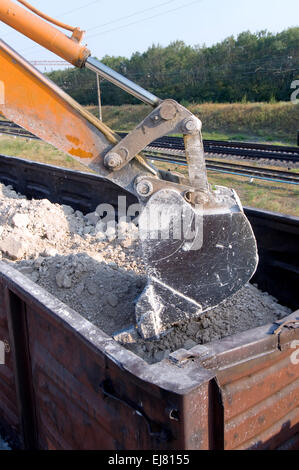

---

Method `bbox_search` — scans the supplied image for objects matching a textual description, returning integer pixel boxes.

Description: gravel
[125,282,290,363]
[0,183,291,364]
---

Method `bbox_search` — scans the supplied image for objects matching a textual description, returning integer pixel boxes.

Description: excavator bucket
[134,184,258,339]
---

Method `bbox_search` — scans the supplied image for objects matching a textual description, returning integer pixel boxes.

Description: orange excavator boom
[0,1,258,339]
[0,0,90,66]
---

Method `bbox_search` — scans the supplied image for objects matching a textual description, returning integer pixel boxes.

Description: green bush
[46,28,299,106]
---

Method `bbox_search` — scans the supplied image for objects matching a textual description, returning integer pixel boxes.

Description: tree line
[46,28,299,105]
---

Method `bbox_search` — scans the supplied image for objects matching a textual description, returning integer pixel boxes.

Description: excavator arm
[0,0,258,339]
[0,38,156,193]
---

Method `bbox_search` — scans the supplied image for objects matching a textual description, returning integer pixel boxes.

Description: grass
[0,136,88,172]
[188,101,299,145]
[155,161,299,217]
[0,134,298,217]
[210,173,299,215]
[87,101,299,145]
[1,99,298,217]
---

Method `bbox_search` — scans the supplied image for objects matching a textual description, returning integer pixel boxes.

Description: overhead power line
[1,0,103,40]
[16,0,177,54]
[19,0,202,56]
[30,60,69,65]
[87,0,177,32]
[58,0,103,17]
[87,0,202,39]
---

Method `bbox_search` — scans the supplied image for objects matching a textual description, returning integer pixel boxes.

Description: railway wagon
[0,154,298,450]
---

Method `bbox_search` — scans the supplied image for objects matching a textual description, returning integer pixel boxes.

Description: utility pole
[96,73,102,121]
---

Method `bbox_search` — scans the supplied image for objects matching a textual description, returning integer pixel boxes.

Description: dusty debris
[19,252,146,334]
[124,282,291,363]
[0,182,292,364]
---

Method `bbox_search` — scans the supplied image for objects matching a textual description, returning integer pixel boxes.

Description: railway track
[0,120,40,140]
[1,120,299,163]
[146,151,299,185]
[0,120,299,162]
[118,132,299,165]
[146,135,299,159]
[1,119,299,184]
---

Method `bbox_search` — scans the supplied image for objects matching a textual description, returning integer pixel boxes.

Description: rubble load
[0,183,291,363]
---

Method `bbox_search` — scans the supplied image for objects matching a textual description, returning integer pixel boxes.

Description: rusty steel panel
[0,261,298,450]
[193,311,299,450]
[182,378,224,449]
[0,158,298,449]
[224,379,298,449]
[0,280,20,439]
[0,263,219,450]
[25,305,181,450]
[235,408,299,450]
[216,335,299,450]
[220,351,298,421]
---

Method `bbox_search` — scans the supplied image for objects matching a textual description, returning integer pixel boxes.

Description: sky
[0,0,298,70]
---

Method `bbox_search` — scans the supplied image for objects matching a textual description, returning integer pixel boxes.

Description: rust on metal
[0,39,116,157]
[0,259,298,450]
[0,163,297,449]
[0,280,20,442]
[274,320,299,335]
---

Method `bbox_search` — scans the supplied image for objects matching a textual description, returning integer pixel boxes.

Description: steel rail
[145,153,299,185]
[1,120,298,162]
[1,120,299,184]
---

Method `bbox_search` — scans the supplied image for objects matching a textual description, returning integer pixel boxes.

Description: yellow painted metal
[0,0,90,67]
[0,40,154,186]
[0,39,118,166]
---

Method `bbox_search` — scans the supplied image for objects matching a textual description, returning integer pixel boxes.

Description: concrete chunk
[12,213,30,228]
[0,235,28,260]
